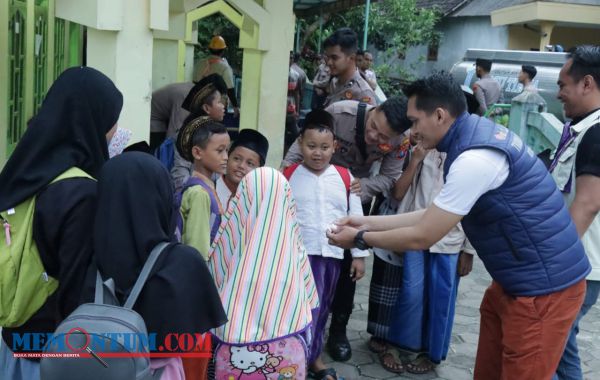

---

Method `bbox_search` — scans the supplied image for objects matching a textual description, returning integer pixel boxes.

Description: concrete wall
[152,39,181,89]
[390,17,509,79]
[508,25,540,51]
[86,0,154,145]
[551,26,600,50]
[508,25,600,52]
[151,39,197,90]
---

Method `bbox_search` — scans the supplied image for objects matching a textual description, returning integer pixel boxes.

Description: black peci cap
[229,129,269,166]
[182,74,228,113]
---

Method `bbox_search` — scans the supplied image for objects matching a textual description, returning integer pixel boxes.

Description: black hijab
[94,152,226,340]
[0,66,123,211]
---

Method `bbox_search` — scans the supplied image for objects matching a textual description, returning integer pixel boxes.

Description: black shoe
[327,331,352,362]
[327,313,352,361]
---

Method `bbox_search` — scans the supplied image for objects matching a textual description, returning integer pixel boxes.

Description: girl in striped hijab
[209,167,318,379]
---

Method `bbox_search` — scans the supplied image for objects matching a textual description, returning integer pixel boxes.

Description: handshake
[325,215,370,250]
[326,223,340,234]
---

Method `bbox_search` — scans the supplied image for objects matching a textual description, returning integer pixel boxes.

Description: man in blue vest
[327,72,591,380]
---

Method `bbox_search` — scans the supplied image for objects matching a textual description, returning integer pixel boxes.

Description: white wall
[152,39,180,89]
[87,0,154,144]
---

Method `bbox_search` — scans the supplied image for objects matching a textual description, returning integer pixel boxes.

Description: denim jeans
[555,280,600,380]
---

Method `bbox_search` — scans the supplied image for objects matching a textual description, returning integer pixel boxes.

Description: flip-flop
[406,354,436,374]
[378,347,404,374]
[367,337,387,354]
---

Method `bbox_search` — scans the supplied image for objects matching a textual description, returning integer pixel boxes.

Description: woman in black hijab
[0,66,123,209]
[94,152,227,378]
[0,67,123,379]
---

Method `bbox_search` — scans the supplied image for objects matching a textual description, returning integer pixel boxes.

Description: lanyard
[549,124,576,172]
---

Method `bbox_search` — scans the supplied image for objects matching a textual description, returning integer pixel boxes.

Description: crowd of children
[3,26,597,380]
[0,28,462,380]
[0,63,455,380]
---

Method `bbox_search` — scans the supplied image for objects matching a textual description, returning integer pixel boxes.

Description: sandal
[367,337,387,354]
[308,367,340,380]
[406,354,436,374]
[378,347,404,374]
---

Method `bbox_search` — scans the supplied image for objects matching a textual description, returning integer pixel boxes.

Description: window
[427,42,439,61]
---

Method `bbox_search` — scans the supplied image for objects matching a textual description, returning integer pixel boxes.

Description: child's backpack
[154,137,176,171]
[173,177,221,244]
[40,242,171,380]
[282,163,351,210]
[0,167,92,328]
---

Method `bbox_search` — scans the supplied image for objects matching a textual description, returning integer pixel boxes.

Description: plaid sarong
[367,254,404,339]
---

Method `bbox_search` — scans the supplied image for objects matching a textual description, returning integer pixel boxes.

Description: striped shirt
[208,167,319,344]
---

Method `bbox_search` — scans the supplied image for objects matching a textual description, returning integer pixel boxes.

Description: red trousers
[181,357,208,380]
[474,280,585,380]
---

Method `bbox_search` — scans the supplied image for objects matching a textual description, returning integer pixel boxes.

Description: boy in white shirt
[284,110,368,380]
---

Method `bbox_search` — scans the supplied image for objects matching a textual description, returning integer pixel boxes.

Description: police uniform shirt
[282,100,409,203]
[323,69,377,108]
[150,82,194,138]
[473,74,502,115]
[194,55,235,89]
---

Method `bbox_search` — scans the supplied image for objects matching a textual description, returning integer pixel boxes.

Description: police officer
[150,82,194,147]
[194,35,240,117]
[283,97,411,362]
[472,58,502,116]
[312,54,331,110]
[322,28,376,108]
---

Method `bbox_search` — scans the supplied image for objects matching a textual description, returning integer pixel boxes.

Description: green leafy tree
[298,0,441,96]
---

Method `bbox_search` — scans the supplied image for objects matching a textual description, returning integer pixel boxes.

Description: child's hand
[350,257,366,282]
[350,178,362,195]
[410,143,430,165]
[327,225,358,250]
[457,251,474,277]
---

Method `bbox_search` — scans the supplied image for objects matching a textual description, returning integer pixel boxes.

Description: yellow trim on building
[494,1,600,51]
[177,39,186,81]
[491,1,600,26]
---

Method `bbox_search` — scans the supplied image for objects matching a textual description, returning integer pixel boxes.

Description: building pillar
[152,11,197,89]
[152,39,180,89]
[86,0,154,144]
[238,0,294,166]
[539,20,555,51]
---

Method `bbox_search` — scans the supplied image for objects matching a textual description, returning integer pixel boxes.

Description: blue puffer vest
[437,113,590,296]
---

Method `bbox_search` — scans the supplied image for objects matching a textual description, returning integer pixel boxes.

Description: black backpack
[41,242,170,380]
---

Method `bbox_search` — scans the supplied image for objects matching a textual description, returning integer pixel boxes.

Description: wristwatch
[354,230,371,250]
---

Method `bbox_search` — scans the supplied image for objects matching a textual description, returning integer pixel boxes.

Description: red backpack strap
[333,165,351,211]
[282,163,301,180]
